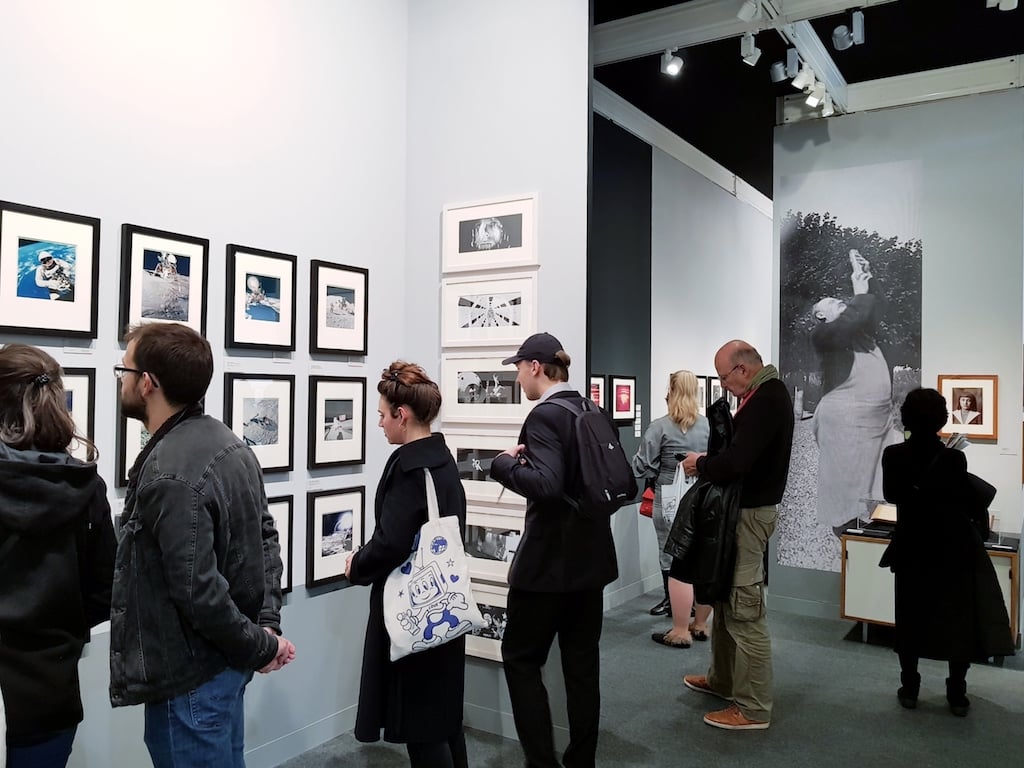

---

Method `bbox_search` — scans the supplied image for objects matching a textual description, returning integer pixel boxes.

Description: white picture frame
[465,505,524,583]
[441,354,533,424]
[440,272,537,348]
[444,431,526,507]
[466,581,509,662]
[442,195,537,274]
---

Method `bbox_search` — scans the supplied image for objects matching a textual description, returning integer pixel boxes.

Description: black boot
[897,671,920,709]
[650,571,672,616]
[946,677,970,717]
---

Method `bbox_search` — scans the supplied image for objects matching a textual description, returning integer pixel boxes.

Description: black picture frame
[267,495,294,595]
[223,373,296,473]
[0,200,101,338]
[62,367,96,462]
[225,244,297,351]
[115,404,150,489]
[608,374,637,424]
[306,486,365,588]
[309,260,369,356]
[119,223,210,339]
[308,376,367,469]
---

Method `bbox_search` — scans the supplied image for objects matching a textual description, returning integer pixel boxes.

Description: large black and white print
[777,161,922,572]
[458,214,523,252]
[456,368,520,405]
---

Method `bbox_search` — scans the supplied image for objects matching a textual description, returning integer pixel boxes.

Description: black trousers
[502,588,604,768]
[406,731,468,768]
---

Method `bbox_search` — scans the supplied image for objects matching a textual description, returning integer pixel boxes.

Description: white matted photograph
[465,506,524,583]
[115,409,152,488]
[938,374,998,441]
[442,195,537,274]
[696,376,708,416]
[267,495,294,594]
[0,200,100,338]
[225,245,297,350]
[62,367,95,463]
[465,581,509,662]
[223,373,295,473]
[441,355,532,424]
[609,375,636,424]
[444,431,526,507]
[308,376,366,468]
[310,259,368,356]
[306,487,364,588]
[441,272,537,348]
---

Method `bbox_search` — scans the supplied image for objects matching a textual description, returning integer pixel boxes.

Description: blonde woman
[632,371,712,647]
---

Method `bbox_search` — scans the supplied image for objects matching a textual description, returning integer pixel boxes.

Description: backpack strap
[538,396,587,512]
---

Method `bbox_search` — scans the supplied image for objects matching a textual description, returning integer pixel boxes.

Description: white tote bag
[383,468,486,661]
[660,463,694,527]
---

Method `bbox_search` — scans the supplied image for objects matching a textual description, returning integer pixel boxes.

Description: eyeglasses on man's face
[719,364,742,383]
[113,365,144,381]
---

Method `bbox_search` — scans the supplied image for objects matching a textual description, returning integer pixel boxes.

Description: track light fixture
[740,32,761,67]
[737,0,761,22]
[791,63,815,91]
[769,61,787,83]
[660,48,683,77]
[987,0,1019,10]
[832,10,865,50]
[805,81,826,108]
[821,93,835,117]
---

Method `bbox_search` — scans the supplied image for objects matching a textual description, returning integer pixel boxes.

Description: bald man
[681,341,794,731]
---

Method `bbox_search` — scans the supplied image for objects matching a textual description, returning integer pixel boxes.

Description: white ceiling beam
[779,20,849,113]
[592,0,897,66]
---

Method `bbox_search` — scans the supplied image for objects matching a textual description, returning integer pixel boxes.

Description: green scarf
[745,363,779,395]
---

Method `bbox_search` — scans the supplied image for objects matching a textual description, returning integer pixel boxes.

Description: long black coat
[881,436,1013,661]
[349,433,467,744]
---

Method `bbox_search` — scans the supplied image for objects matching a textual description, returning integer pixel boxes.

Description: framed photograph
[308,376,366,469]
[465,506,524,583]
[223,374,295,473]
[306,486,365,588]
[589,375,606,409]
[267,495,294,594]
[609,375,637,424]
[466,581,509,661]
[62,367,95,462]
[441,355,532,424]
[696,376,708,416]
[938,374,998,440]
[444,431,526,508]
[119,224,209,338]
[442,195,537,274]
[115,408,151,488]
[0,200,100,338]
[310,260,368,356]
[440,272,537,348]
[225,245,297,350]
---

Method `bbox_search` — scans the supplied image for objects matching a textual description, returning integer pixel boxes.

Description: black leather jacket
[109,412,282,707]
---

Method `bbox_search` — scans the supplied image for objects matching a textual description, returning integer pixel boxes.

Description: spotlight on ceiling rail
[740,32,762,67]
[832,10,865,50]
[737,0,761,22]
[660,48,683,77]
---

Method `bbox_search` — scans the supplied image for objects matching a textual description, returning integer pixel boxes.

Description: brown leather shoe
[683,675,731,701]
[703,703,770,730]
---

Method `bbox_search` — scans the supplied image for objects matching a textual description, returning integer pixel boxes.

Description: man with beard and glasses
[109,322,296,768]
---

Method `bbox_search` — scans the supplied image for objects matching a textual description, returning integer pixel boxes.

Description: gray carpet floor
[280,591,1024,767]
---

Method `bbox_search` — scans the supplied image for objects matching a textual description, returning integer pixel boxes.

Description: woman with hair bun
[346,361,469,767]
[0,344,115,767]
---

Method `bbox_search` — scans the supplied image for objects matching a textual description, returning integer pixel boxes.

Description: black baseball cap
[502,332,564,366]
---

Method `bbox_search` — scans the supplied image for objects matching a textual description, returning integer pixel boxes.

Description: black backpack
[544,397,638,518]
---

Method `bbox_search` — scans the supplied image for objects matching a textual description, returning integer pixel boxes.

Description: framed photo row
[310,259,368,356]
[308,376,366,469]
[119,224,209,338]
[442,195,537,274]
[444,431,526,508]
[306,486,364,588]
[0,200,100,338]
[223,373,295,473]
[62,367,96,463]
[465,581,509,662]
[465,505,524,584]
[938,374,998,440]
[225,244,297,351]
[609,375,637,424]
[267,495,294,594]
[440,355,533,424]
[440,272,537,348]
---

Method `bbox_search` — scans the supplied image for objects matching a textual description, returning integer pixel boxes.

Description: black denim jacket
[109,411,282,707]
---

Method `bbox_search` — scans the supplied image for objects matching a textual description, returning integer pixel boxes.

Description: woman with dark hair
[0,344,116,767]
[951,392,981,425]
[881,388,1012,717]
[346,362,468,768]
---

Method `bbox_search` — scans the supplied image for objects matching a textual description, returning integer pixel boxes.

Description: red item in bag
[639,487,655,518]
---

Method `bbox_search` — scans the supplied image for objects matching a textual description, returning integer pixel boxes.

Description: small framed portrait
[696,376,708,416]
[119,224,209,338]
[308,376,367,469]
[62,367,95,463]
[589,375,606,409]
[267,495,294,594]
[441,355,533,424]
[309,260,368,356]
[444,431,526,508]
[609,375,637,424]
[225,245,297,351]
[938,374,998,440]
[465,506,525,583]
[442,195,537,274]
[440,273,537,348]
[466,581,509,662]
[306,486,365,588]
[115,408,153,488]
[223,373,295,473]
[0,200,100,338]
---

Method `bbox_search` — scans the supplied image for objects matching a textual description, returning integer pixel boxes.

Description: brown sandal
[652,631,692,648]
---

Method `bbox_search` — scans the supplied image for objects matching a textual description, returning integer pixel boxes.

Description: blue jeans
[7,726,77,768]
[144,667,253,768]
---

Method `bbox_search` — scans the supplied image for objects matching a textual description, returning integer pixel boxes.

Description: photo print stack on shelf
[439,193,537,661]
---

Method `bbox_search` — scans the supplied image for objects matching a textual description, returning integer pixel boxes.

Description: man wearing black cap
[490,332,618,768]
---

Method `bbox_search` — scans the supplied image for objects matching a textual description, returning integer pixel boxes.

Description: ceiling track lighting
[737,0,762,22]
[740,32,761,67]
[791,63,816,91]
[821,93,835,117]
[660,48,683,77]
[805,81,826,108]
[987,0,1019,10]
[832,10,865,51]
